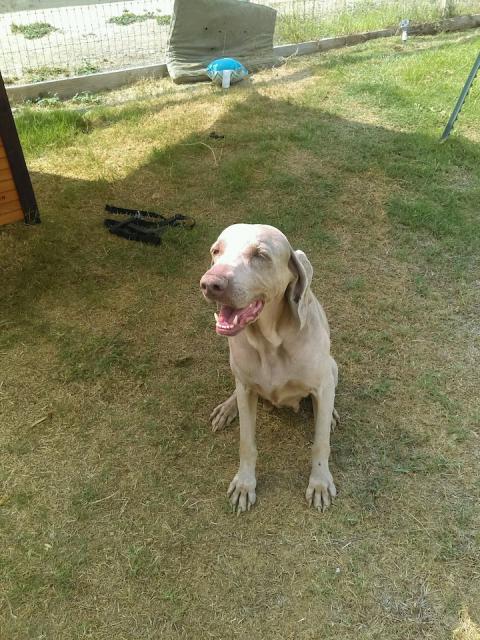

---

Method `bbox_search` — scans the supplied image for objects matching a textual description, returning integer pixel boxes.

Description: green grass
[11,21,57,39]
[157,14,172,26]
[14,109,91,156]
[3,75,19,84]
[274,0,480,43]
[2,28,480,640]
[24,65,68,83]
[75,60,100,75]
[13,103,146,156]
[70,91,103,105]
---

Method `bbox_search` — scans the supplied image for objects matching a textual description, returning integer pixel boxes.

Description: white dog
[200,224,339,513]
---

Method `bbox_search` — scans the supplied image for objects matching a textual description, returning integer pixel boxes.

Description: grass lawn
[1,29,480,639]
[274,0,480,43]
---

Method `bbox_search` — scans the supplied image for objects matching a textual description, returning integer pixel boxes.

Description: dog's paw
[210,396,238,432]
[227,473,256,514]
[306,469,336,512]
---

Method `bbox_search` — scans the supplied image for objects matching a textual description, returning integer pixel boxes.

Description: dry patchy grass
[1,30,479,640]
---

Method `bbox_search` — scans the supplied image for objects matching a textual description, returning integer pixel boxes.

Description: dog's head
[200,224,312,336]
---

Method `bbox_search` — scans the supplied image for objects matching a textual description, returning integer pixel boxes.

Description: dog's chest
[230,339,312,410]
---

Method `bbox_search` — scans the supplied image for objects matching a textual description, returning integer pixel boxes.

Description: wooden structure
[0,71,40,225]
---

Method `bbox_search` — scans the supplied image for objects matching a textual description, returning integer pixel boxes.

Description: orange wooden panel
[0,167,13,182]
[0,208,24,225]
[0,197,22,215]
[0,157,9,170]
[0,142,6,159]
[0,178,16,193]
[0,188,19,205]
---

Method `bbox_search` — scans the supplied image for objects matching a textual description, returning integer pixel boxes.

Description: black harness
[104,204,195,245]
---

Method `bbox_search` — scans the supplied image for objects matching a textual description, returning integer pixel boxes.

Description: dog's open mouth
[215,300,264,336]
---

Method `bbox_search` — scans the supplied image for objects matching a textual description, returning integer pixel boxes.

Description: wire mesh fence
[257,0,479,19]
[0,0,478,86]
[265,0,480,44]
[0,0,173,84]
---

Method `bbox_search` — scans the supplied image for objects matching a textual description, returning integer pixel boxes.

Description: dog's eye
[253,249,271,261]
[211,248,220,257]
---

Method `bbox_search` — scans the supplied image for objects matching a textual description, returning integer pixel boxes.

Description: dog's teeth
[214,313,219,322]
[232,315,238,326]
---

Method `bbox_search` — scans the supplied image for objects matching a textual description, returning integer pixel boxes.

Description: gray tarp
[166,0,278,84]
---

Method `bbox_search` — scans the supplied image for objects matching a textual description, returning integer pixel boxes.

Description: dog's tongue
[215,301,264,336]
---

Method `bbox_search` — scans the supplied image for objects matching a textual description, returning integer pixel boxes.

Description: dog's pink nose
[200,273,228,299]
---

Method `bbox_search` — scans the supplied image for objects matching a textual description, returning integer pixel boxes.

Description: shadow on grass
[3,92,478,460]
[3,88,478,327]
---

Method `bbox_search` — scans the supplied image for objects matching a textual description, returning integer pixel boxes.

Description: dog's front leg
[306,373,337,512]
[227,378,258,514]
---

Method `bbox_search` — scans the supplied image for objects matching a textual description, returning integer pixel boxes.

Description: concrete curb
[6,13,480,102]
[7,63,169,103]
[273,28,396,58]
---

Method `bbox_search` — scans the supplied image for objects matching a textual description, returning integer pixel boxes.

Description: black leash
[104,204,195,245]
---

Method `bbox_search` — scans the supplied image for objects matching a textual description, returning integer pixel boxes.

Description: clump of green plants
[11,21,57,39]
[32,95,62,107]
[75,60,100,76]
[24,66,68,83]
[156,15,171,26]
[108,10,155,26]
[71,92,103,105]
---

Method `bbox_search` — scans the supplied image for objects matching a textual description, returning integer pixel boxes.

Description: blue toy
[206,58,248,88]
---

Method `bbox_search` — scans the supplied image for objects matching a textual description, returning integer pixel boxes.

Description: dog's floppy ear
[287,248,313,329]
